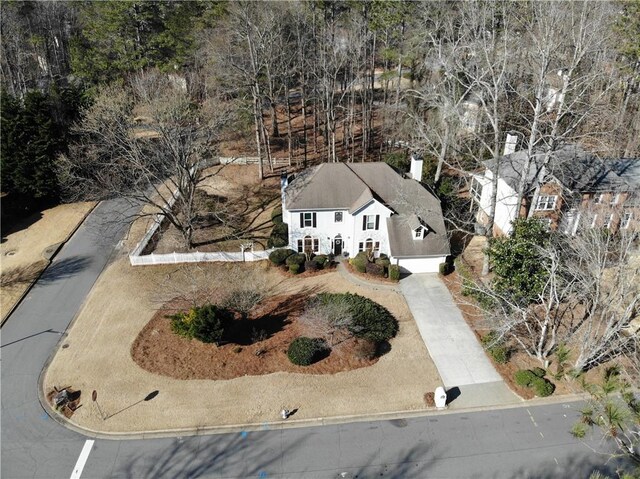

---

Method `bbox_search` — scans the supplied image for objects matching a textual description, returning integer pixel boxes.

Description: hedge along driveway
[43,224,442,434]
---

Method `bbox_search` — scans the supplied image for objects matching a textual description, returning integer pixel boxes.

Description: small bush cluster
[270,249,332,275]
[514,368,555,397]
[269,248,295,265]
[168,304,233,344]
[349,252,396,280]
[480,331,510,364]
[287,337,328,366]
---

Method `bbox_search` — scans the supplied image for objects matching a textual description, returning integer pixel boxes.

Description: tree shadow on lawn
[222,285,322,346]
[1,256,91,289]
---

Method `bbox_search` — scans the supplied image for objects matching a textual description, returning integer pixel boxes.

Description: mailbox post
[434,386,447,409]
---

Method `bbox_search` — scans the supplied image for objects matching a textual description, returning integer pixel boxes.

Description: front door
[333,237,342,256]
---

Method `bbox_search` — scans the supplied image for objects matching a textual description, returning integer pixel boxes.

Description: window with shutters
[302,235,319,253]
[363,214,378,230]
[361,239,380,253]
[622,212,632,229]
[300,212,316,228]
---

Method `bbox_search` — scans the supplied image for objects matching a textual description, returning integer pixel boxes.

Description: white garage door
[395,257,445,274]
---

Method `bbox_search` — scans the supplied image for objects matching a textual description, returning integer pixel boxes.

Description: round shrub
[489,346,509,364]
[287,337,327,366]
[531,377,555,397]
[439,262,453,276]
[351,252,369,273]
[388,264,400,282]
[169,304,232,344]
[514,369,537,387]
[267,222,288,248]
[289,263,301,274]
[271,206,283,224]
[285,253,306,267]
[191,305,232,343]
[531,367,546,378]
[313,255,328,269]
[269,248,295,265]
[365,262,385,277]
[375,257,391,268]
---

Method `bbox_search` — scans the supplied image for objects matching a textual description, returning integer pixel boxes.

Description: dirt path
[1,202,95,322]
[43,219,441,433]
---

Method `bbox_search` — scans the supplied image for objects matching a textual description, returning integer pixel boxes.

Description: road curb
[0,202,99,328]
[40,390,589,442]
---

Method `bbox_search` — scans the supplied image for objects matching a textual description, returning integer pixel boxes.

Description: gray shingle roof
[485,144,640,194]
[285,162,450,257]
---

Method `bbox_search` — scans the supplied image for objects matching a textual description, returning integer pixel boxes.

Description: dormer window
[413,226,427,240]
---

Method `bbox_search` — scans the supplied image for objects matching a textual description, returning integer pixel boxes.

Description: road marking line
[70,440,94,479]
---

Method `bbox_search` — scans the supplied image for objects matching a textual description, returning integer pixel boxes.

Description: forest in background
[2,0,639,229]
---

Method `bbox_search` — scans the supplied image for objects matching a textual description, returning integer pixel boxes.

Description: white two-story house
[281,159,450,273]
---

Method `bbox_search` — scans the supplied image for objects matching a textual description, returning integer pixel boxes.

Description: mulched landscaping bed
[131,293,378,380]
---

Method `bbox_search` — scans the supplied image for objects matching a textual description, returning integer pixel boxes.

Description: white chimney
[410,154,423,182]
[503,133,518,156]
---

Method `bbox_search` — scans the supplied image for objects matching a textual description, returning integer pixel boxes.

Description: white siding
[474,170,519,236]
[287,209,351,254]
[350,201,392,256]
[284,199,393,257]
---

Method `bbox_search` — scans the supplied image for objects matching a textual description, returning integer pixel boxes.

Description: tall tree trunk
[285,82,292,166]
[252,89,264,180]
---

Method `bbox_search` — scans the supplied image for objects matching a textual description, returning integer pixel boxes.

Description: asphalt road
[1,200,623,479]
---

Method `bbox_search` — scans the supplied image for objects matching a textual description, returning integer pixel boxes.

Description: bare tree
[58,74,231,249]
[508,2,618,217]
[479,223,639,370]
[298,295,358,348]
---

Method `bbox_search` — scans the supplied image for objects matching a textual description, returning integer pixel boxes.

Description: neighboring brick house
[281,159,450,273]
[471,144,640,236]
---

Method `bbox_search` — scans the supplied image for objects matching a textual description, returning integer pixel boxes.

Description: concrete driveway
[401,274,520,407]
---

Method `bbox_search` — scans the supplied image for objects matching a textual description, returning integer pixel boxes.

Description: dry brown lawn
[153,165,281,253]
[1,202,95,321]
[43,216,441,433]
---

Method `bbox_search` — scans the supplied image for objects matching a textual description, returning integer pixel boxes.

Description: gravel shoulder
[43,217,442,434]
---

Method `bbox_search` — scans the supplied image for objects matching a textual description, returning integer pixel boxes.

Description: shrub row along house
[280,158,450,273]
[472,143,640,236]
